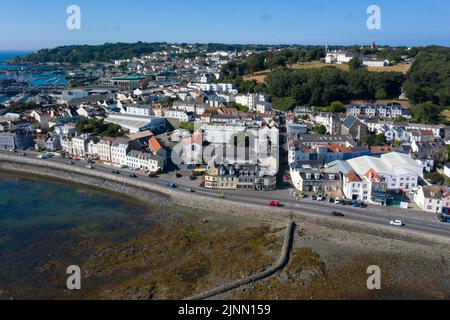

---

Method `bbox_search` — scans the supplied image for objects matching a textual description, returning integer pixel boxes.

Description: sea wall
[1,153,449,248]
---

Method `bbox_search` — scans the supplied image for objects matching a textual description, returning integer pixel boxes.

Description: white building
[125,104,152,117]
[347,152,423,191]
[105,113,166,134]
[414,186,444,214]
[126,150,165,172]
[111,139,130,166]
[325,51,354,64]
[165,109,194,122]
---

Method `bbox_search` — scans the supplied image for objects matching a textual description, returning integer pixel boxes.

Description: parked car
[332,211,345,217]
[269,200,281,207]
[390,220,404,227]
[334,198,341,204]
[148,172,158,178]
[312,195,317,201]
[438,215,450,223]
[316,195,325,201]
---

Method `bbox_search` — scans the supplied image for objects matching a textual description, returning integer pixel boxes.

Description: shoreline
[1,152,449,248]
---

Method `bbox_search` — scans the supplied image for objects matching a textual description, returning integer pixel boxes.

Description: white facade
[126,151,164,172]
[111,140,130,165]
[414,187,443,214]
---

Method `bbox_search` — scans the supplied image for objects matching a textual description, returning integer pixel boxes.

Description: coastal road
[3,150,450,239]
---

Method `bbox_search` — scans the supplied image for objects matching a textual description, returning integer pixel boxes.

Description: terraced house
[204,163,276,191]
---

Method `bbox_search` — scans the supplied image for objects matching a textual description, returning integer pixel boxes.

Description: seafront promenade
[1,151,450,248]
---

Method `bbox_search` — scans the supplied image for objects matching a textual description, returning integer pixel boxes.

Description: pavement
[2,149,450,239]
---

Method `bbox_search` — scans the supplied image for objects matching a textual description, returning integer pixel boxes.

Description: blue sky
[1,0,450,50]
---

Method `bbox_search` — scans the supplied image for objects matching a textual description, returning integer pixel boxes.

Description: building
[361,55,389,67]
[414,186,444,214]
[341,115,368,141]
[0,131,34,150]
[290,164,342,195]
[126,150,165,172]
[327,152,423,205]
[325,51,354,64]
[111,139,130,166]
[288,144,369,165]
[204,163,277,191]
[314,113,341,135]
[105,113,166,134]
[165,109,194,122]
[112,75,146,90]
[288,134,356,147]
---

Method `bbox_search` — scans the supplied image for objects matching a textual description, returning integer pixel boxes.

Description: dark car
[332,211,345,217]
[167,182,177,189]
[312,195,317,201]
[129,174,138,178]
[112,170,121,175]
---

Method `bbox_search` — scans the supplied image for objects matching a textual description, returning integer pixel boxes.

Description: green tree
[312,125,327,135]
[375,88,388,100]
[330,101,346,113]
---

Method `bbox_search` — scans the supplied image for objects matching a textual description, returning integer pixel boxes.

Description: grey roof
[342,115,359,129]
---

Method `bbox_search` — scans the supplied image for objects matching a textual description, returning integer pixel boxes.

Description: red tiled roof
[149,136,162,154]
[347,171,361,182]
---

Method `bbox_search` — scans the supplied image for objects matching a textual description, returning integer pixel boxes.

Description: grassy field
[367,64,411,74]
[243,61,410,83]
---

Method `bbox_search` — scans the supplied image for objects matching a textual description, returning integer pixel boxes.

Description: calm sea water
[0,171,158,299]
[0,51,32,63]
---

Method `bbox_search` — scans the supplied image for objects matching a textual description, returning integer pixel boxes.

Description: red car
[269,201,281,207]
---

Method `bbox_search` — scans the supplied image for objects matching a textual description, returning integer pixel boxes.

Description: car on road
[112,170,121,175]
[148,172,158,178]
[185,187,194,193]
[218,193,225,199]
[85,165,94,169]
[390,220,404,227]
[331,211,345,217]
[269,200,281,207]
[129,174,138,178]
[438,215,450,223]
[67,160,74,165]
[167,182,177,189]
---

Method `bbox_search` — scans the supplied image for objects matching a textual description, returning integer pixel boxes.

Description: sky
[1,0,450,51]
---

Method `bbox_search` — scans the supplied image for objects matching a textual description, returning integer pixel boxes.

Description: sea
[0,50,67,87]
[0,171,158,299]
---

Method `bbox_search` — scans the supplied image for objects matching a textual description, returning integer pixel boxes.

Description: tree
[375,88,387,100]
[410,102,443,124]
[348,58,362,70]
[312,125,327,135]
[330,101,346,113]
